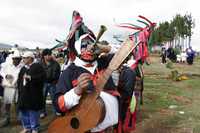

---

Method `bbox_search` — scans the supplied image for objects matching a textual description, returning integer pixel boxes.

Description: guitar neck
[95,67,113,94]
[95,39,137,94]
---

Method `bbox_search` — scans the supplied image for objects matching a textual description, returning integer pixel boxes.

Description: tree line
[149,13,195,51]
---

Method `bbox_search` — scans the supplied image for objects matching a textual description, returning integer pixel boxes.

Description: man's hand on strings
[75,73,91,95]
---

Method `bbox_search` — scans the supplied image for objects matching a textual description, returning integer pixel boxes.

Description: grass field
[0,55,199,133]
[134,55,200,133]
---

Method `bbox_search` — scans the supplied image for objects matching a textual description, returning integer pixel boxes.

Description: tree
[152,13,194,51]
[184,13,195,48]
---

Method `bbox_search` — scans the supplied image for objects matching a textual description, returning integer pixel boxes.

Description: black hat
[42,49,52,56]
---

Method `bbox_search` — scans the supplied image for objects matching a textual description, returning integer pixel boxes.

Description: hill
[0,43,12,49]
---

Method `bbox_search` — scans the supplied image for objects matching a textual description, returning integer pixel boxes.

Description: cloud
[0,0,199,50]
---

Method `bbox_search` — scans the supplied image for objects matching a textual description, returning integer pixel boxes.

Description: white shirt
[1,62,23,88]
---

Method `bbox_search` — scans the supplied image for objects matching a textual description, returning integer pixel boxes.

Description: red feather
[138,15,154,26]
[117,25,142,31]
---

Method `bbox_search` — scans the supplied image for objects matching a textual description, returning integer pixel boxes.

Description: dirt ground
[0,55,199,133]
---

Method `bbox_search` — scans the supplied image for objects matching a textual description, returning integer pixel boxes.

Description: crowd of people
[0,10,151,133]
[0,47,138,133]
[0,48,62,133]
[160,46,196,65]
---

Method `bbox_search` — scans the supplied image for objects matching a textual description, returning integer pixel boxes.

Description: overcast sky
[0,0,199,50]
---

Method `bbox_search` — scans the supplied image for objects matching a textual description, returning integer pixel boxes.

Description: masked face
[72,10,80,18]
[80,44,94,61]
[79,36,96,62]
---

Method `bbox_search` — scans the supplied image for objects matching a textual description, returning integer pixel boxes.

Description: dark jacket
[0,75,3,97]
[118,66,136,121]
[17,63,46,111]
[54,54,117,113]
[41,60,61,83]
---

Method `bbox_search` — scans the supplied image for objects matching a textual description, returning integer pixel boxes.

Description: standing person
[40,48,61,118]
[17,51,45,133]
[0,75,3,117]
[0,50,23,127]
[161,46,167,64]
[166,47,177,62]
[53,33,136,132]
[186,46,195,65]
[180,51,187,63]
[34,47,42,62]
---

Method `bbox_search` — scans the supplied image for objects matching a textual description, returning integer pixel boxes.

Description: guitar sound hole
[70,117,80,129]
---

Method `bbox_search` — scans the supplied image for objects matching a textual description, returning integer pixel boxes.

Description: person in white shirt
[0,50,23,127]
[180,51,187,63]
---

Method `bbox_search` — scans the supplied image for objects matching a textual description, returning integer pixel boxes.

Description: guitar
[48,38,136,133]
